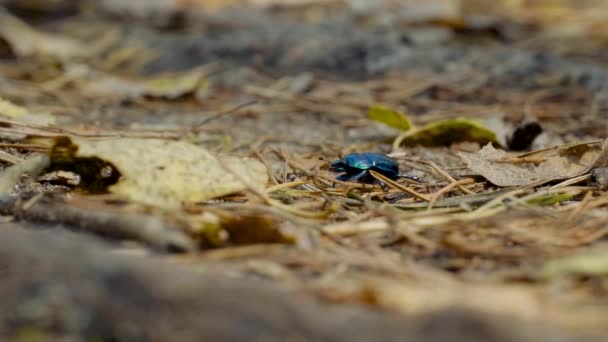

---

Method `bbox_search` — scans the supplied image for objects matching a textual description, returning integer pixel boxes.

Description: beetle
[329,152,419,189]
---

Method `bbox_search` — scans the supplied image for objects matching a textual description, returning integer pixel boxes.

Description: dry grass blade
[0,150,23,164]
[266,180,310,193]
[427,178,476,210]
[219,157,333,219]
[190,100,257,134]
[427,160,475,195]
[369,170,431,202]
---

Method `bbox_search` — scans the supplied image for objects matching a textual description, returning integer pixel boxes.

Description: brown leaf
[458,139,607,187]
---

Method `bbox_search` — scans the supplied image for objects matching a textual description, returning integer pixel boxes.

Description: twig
[369,170,431,202]
[426,161,475,195]
[427,178,476,210]
[548,174,592,190]
[190,100,257,134]
[566,190,594,222]
[254,150,280,185]
[0,150,23,164]
[266,180,309,193]
[0,195,195,252]
[217,157,331,219]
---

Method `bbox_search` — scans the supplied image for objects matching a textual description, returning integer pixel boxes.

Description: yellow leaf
[398,118,498,147]
[140,68,207,99]
[79,67,207,100]
[539,250,608,279]
[50,137,268,209]
[368,104,412,131]
[0,97,27,118]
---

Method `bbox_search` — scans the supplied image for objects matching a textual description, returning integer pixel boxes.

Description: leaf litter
[0,1,607,340]
[459,139,607,187]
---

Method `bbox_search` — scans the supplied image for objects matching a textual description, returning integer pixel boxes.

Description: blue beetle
[330,153,418,188]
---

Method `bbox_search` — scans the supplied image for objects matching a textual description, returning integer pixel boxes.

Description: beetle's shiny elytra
[329,153,400,184]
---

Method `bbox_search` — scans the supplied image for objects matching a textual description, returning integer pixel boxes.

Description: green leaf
[400,118,498,147]
[368,105,412,131]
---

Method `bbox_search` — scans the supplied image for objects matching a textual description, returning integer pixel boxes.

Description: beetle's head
[329,159,346,172]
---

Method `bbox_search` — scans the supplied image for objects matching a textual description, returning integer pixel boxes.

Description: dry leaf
[0,97,27,118]
[458,140,607,187]
[51,138,268,208]
[189,211,295,247]
[0,98,56,139]
[0,154,50,194]
[0,8,88,60]
[77,67,207,99]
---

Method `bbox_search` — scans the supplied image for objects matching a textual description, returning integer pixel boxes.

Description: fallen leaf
[78,67,207,99]
[399,118,498,147]
[0,154,50,194]
[367,104,412,131]
[220,212,295,245]
[0,99,56,140]
[539,249,608,279]
[49,137,268,208]
[139,69,208,98]
[458,139,607,187]
[0,97,27,118]
[190,210,296,247]
[0,8,88,60]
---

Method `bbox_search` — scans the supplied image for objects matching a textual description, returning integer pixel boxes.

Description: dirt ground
[0,1,607,341]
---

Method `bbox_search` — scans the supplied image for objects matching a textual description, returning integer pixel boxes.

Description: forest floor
[0,1,607,341]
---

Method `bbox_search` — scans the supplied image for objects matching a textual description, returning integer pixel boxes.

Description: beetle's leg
[347,170,369,182]
[349,170,389,191]
[334,173,356,187]
[336,174,351,181]
[378,181,389,191]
